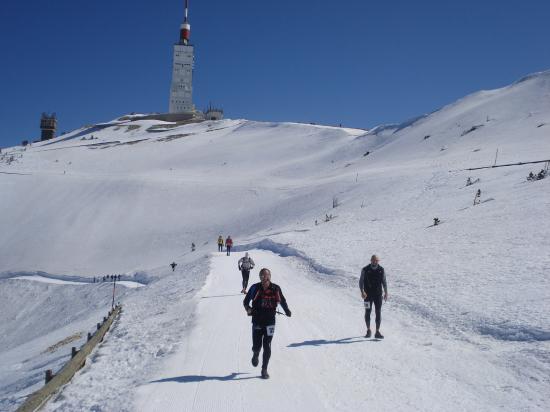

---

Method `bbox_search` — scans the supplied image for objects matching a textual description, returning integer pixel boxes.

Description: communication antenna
[180,0,191,44]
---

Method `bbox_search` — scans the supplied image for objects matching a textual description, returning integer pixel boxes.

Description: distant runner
[238,252,255,293]
[359,254,388,339]
[225,236,233,256]
[244,268,291,379]
[217,235,224,252]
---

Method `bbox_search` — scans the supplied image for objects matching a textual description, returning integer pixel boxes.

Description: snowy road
[135,250,544,411]
[136,250,329,411]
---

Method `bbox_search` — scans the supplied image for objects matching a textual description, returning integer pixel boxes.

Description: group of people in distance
[217,235,233,255]
[92,275,122,283]
[527,169,547,181]
[235,250,388,380]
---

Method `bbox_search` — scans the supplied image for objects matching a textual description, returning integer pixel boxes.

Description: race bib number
[266,325,275,336]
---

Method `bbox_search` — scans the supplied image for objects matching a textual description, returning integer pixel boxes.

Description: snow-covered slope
[1,70,549,411]
[0,118,364,275]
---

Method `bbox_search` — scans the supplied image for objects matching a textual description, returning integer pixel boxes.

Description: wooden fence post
[18,305,122,412]
[45,370,53,384]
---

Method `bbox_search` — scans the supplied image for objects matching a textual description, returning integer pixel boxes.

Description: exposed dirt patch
[43,332,83,354]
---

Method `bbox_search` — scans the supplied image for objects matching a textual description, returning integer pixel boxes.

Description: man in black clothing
[359,255,388,339]
[243,268,291,379]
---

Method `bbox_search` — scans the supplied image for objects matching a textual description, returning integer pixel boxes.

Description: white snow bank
[40,258,208,412]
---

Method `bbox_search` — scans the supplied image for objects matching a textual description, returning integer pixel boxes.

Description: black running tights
[364,294,383,329]
[252,324,273,369]
[241,270,250,289]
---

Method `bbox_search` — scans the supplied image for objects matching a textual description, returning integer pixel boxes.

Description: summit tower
[169,0,195,113]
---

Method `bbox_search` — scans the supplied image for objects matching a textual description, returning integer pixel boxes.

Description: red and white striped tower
[169,0,195,113]
[180,0,191,45]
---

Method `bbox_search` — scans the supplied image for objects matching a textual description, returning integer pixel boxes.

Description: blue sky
[1,0,549,147]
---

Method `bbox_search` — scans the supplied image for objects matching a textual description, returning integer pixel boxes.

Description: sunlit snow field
[1,71,549,411]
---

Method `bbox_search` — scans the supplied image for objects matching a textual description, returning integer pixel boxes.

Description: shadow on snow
[288,336,379,347]
[200,293,243,299]
[150,372,257,383]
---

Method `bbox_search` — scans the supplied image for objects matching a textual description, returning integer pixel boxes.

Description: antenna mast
[180,0,191,44]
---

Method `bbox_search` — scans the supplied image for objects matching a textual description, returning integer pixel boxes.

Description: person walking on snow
[474,189,481,205]
[238,252,255,293]
[359,255,388,339]
[217,235,224,252]
[243,268,291,379]
[225,236,233,256]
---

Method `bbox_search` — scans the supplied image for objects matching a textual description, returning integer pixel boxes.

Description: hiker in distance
[217,235,224,252]
[474,189,481,205]
[170,262,177,272]
[225,235,233,256]
[238,252,255,294]
[244,268,291,379]
[359,254,388,339]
